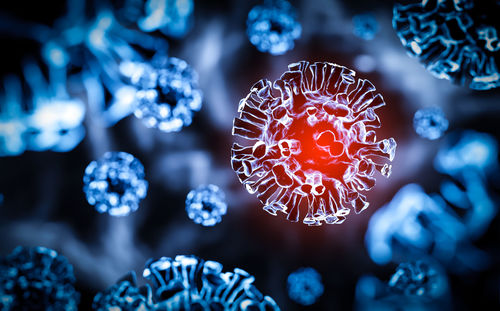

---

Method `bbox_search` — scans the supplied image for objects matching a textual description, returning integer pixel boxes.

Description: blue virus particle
[388,260,448,299]
[0,246,79,311]
[352,13,379,40]
[0,76,27,157]
[83,151,148,216]
[134,57,203,132]
[246,0,302,55]
[393,0,500,90]
[185,184,227,227]
[413,107,449,140]
[231,61,397,226]
[137,0,194,37]
[93,272,153,311]
[287,267,324,306]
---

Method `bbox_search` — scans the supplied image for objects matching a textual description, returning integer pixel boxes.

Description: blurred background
[0,0,499,309]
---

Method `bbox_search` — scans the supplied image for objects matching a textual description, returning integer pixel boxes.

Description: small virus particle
[138,0,194,37]
[0,246,79,311]
[246,0,302,55]
[393,0,500,90]
[134,57,203,132]
[413,107,449,140]
[83,151,148,216]
[389,260,448,299]
[185,184,227,226]
[287,267,324,306]
[352,13,379,40]
[231,61,397,226]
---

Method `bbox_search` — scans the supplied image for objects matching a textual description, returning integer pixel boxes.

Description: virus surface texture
[413,107,449,140]
[93,272,152,311]
[287,267,324,306]
[246,0,302,55]
[83,151,148,216]
[393,0,500,90]
[0,246,79,311]
[231,61,397,226]
[185,184,227,227]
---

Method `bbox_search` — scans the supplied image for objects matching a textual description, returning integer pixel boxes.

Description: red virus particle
[231,61,396,226]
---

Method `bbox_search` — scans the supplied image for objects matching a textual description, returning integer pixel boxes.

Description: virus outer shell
[287,267,324,306]
[83,151,148,216]
[0,246,79,311]
[93,273,153,311]
[142,255,280,310]
[352,13,379,40]
[393,0,500,90]
[231,61,397,226]
[185,184,228,227]
[246,0,302,55]
[134,57,202,133]
[413,107,449,140]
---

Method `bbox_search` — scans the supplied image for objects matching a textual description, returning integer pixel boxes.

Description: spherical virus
[246,0,302,55]
[231,61,397,226]
[352,13,379,40]
[185,184,227,227]
[83,151,148,216]
[393,0,500,90]
[134,57,202,132]
[413,107,449,140]
[0,246,79,311]
[287,267,324,306]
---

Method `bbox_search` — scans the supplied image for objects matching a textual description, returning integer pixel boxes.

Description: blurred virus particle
[83,151,148,216]
[93,272,153,311]
[246,0,302,55]
[388,260,448,299]
[0,246,79,311]
[393,0,500,90]
[231,61,397,226]
[0,76,27,157]
[185,184,227,227]
[287,267,324,306]
[352,13,379,40]
[134,57,203,132]
[137,0,194,37]
[413,106,449,140]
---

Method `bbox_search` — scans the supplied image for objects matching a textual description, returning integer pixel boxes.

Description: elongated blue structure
[185,184,227,226]
[287,267,324,306]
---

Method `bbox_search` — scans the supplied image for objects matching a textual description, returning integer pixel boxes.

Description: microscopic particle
[246,0,302,55]
[352,13,379,40]
[0,246,79,311]
[83,151,148,216]
[389,260,448,299]
[287,267,324,306]
[137,0,194,37]
[134,57,203,132]
[413,107,449,140]
[393,0,500,90]
[185,184,227,227]
[231,61,397,226]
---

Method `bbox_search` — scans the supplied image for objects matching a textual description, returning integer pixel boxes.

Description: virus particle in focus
[287,267,324,306]
[246,0,302,55]
[413,107,449,140]
[352,13,379,40]
[137,0,194,37]
[134,57,203,132]
[0,246,79,311]
[393,0,500,90]
[231,61,397,226]
[141,255,280,310]
[83,151,148,216]
[388,260,448,299]
[93,272,153,311]
[185,184,227,226]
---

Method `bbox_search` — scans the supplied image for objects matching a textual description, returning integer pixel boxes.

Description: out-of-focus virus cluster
[94,255,280,310]
[232,61,397,225]
[83,151,148,217]
[366,130,498,273]
[0,246,79,311]
[393,0,500,90]
[413,106,449,140]
[134,57,203,132]
[287,267,324,306]
[355,260,449,311]
[246,0,302,55]
[352,13,379,40]
[185,184,227,226]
